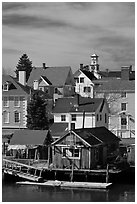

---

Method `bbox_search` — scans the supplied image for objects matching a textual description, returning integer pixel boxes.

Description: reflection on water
[2,178,135,202]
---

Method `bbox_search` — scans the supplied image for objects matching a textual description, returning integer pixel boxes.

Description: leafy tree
[15,53,33,82]
[26,91,49,130]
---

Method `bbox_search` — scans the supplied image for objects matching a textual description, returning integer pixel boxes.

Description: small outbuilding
[51,127,120,170]
[7,129,53,160]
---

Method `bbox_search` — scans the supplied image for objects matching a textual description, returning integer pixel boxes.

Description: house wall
[74,71,94,98]
[95,91,135,139]
[2,95,28,128]
[95,102,109,129]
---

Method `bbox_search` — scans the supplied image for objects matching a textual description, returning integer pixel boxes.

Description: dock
[16,180,112,189]
[3,158,43,182]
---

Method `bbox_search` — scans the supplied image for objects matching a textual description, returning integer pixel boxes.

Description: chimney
[19,70,26,86]
[43,63,47,69]
[121,66,131,80]
[33,80,39,90]
[80,64,83,70]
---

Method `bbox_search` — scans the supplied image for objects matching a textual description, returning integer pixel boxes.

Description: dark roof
[100,70,135,80]
[10,130,49,145]
[81,70,97,80]
[2,75,30,96]
[52,127,120,146]
[27,66,73,87]
[74,127,120,146]
[50,123,69,137]
[94,79,135,92]
[53,96,104,113]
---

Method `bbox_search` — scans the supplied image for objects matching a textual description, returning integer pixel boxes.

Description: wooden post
[70,160,74,182]
[106,164,109,183]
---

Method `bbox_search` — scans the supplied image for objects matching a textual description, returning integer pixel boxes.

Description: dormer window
[3,83,9,91]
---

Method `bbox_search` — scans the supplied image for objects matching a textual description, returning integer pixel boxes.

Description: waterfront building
[51,127,120,169]
[52,95,109,134]
[7,129,52,160]
[27,64,75,102]
[94,78,135,145]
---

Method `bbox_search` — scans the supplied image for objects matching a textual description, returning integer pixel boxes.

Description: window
[62,148,80,159]
[3,83,8,91]
[39,87,44,92]
[61,115,66,121]
[100,115,102,121]
[80,77,84,83]
[121,103,126,111]
[105,113,107,123]
[71,114,76,121]
[14,97,20,107]
[121,117,127,129]
[54,88,58,94]
[3,97,9,107]
[74,77,79,83]
[3,111,9,123]
[71,123,75,130]
[14,111,20,123]
[83,87,91,93]
[121,92,126,98]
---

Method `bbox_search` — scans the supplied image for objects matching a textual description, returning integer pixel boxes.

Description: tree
[15,53,33,82]
[26,91,49,130]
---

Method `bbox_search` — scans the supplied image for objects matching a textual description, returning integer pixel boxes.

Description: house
[51,127,120,170]
[94,78,135,144]
[2,74,31,130]
[100,65,135,80]
[7,129,52,160]
[27,64,75,102]
[74,68,96,98]
[52,95,109,130]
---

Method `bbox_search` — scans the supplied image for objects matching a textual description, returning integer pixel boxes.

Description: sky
[2,2,135,75]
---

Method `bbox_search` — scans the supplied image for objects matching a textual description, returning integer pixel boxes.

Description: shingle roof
[100,70,135,80]
[74,127,120,146]
[81,70,97,80]
[2,75,30,96]
[52,127,120,146]
[94,79,135,92]
[27,66,73,87]
[52,96,104,113]
[10,130,49,145]
[50,123,69,137]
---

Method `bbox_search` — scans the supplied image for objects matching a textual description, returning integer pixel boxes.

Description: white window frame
[83,87,91,93]
[62,147,80,159]
[61,115,66,121]
[80,77,84,83]
[14,96,20,107]
[121,92,126,98]
[3,97,9,107]
[3,83,9,91]
[3,111,9,123]
[14,111,20,123]
[121,103,127,111]
[71,114,76,121]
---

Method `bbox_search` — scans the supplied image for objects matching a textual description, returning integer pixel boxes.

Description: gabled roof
[94,79,135,92]
[2,75,30,96]
[50,123,69,137]
[10,130,49,145]
[27,66,73,87]
[40,76,52,85]
[52,127,120,146]
[74,69,97,81]
[52,95,104,113]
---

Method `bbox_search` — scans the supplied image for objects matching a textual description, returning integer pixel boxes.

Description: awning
[8,145,27,151]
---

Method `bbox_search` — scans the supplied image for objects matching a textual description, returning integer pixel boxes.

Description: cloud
[2,2,27,11]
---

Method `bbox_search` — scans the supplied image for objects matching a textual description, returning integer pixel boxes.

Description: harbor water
[2,177,135,202]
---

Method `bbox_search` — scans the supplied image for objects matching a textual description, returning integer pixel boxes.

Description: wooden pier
[3,159,43,182]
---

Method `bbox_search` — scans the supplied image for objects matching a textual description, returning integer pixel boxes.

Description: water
[2,178,135,202]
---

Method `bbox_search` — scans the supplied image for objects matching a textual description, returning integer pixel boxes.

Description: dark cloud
[2,2,27,11]
[2,13,73,29]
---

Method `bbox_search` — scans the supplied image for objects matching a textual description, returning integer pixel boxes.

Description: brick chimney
[80,64,83,70]
[43,63,47,69]
[121,66,132,80]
